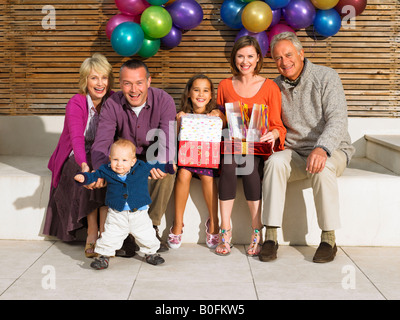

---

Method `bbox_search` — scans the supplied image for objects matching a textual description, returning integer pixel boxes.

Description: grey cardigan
[274,58,355,164]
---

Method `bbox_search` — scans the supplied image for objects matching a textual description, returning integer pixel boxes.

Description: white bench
[1,116,400,246]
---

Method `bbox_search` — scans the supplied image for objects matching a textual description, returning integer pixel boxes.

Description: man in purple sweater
[90,59,177,253]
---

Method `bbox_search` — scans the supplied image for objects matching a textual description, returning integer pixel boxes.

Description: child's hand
[173,164,178,172]
[74,174,85,183]
[207,109,227,127]
[176,111,186,121]
[207,109,221,117]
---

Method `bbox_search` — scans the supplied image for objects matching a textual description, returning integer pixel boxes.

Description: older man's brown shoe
[313,242,337,263]
[259,240,278,262]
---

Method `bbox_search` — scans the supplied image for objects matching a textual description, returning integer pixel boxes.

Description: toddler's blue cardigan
[79,160,175,212]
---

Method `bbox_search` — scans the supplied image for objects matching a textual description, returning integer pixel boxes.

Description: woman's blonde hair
[79,53,114,96]
[230,36,263,76]
[179,74,216,114]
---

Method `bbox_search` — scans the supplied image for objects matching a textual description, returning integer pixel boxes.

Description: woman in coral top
[215,36,286,256]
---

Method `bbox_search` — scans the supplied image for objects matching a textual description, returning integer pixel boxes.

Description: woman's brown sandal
[215,228,233,256]
[84,242,98,258]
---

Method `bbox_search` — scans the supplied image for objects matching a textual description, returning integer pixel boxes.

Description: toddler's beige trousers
[95,207,160,257]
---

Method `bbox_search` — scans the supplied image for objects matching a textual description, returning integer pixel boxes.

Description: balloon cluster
[221,0,367,56]
[107,0,204,58]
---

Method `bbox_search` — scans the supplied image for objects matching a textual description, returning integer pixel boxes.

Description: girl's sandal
[246,228,263,257]
[214,228,233,256]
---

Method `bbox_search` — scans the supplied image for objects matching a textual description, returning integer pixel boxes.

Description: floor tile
[0,240,53,279]
[20,241,142,281]
[137,244,253,283]
[255,281,385,300]
[0,240,399,300]
[129,280,257,300]
[0,278,134,300]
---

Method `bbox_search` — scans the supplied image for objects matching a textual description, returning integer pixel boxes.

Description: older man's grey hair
[270,32,303,59]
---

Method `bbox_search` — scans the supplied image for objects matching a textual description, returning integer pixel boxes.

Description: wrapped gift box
[222,102,272,159]
[179,114,222,143]
[178,141,220,168]
[178,114,223,168]
[221,141,273,157]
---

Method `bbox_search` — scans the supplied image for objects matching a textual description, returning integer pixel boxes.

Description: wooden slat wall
[0,0,399,117]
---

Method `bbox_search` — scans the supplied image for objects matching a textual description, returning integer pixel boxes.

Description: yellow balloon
[311,0,340,10]
[241,1,272,33]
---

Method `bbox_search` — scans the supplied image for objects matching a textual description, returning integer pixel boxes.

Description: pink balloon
[106,13,140,39]
[115,0,149,16]
[268,23,295,43]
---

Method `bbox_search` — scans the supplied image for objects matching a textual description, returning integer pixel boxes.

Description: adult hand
[306,147,328,174]
[260,129,278,149]
[81,162,90,173]
[84,177,107,190]
[149,168,167,180]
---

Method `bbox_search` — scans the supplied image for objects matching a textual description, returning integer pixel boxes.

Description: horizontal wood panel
[1,0,399,117]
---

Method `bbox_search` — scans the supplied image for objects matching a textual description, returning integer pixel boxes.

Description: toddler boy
[75,138,175,269]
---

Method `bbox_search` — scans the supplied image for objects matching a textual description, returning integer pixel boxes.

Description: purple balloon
[270,8,282,27]
[115,0,149,16]
[165,0,203,30]
[106,13,140,39]
[235,28,269,57]
[161,25,183,48]
[282,0,316,29]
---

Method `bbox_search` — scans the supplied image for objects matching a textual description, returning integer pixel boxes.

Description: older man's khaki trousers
[262,149,347,231]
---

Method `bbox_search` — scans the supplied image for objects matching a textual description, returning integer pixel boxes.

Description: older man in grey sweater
[260,32,355,263]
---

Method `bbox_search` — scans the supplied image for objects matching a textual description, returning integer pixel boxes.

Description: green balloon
[138,35,161,58]
[140,6,172,39]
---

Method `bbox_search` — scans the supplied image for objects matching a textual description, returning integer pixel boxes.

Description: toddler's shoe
[90,255,110,270]
[145,253,165,265]
[167,225,183,249]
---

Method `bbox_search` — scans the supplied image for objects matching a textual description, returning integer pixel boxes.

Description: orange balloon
[311,0,340,10]
[241,1,273,33]
[164,0,176,6]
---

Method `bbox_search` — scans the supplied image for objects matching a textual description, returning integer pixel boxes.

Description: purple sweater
[91,88,177,170]
[48,94,90,188]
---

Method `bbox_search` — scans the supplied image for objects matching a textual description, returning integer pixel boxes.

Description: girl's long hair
[179,74,217,114]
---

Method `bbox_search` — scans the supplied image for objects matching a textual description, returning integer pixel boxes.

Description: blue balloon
[264,0,291,9]
[220,0,246,29]
[313,9,341,37]
[111,22,144,57]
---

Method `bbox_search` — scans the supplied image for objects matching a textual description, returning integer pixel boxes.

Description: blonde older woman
[43,53,114,257]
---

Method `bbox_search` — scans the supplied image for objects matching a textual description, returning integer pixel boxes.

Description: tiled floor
[1,240,399,300]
